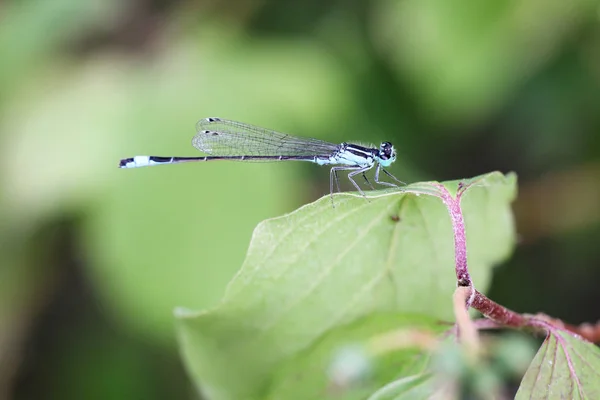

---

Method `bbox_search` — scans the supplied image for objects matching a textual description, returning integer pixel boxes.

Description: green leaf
[373,0,598,123]
[177,172,517,399]
[516,330,600,399]
[459,172,518,287]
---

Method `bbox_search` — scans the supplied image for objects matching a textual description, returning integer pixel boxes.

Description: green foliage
[374,0,598,123]
[2,0,600,397]
[266,314,436,400]
[516,331,600,399]
[176,172,517,399]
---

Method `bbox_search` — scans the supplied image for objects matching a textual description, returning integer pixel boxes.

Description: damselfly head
[377,142,396,167]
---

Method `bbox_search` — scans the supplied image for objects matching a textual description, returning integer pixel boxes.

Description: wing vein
[192,118,340,159]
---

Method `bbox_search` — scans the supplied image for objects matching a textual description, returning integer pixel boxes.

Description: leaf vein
[260,198,396,332]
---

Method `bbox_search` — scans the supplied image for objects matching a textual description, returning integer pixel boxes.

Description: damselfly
[119,117,404,203]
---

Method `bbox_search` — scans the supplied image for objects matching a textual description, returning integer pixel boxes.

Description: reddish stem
[433,181,538,329]
[470,290,529,327]
[417,179,599,341]
[433,183,471,287]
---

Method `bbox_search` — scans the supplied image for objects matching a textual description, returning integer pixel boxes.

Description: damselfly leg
[362,173,375,190]
[330,167,342,195]
[329,165,370,205]
[347,166,373,198]
[375,164,405,187]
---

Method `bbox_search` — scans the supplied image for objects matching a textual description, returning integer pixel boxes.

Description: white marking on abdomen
[131,156,151,167]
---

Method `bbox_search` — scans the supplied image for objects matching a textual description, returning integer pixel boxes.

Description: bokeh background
[1,0,599,398]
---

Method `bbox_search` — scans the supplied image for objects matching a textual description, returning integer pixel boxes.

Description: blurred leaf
[0,29,352,343]
[516,330,600,399]
[373,0,598,124]
[267,314,439,400]
[0,245,57,389]
[492,332,537,376]
[177,172,516,399]
[0,0,122,104]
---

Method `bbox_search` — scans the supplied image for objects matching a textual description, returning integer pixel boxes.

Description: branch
[406,179,600,343]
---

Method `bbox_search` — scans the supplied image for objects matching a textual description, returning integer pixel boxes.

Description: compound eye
[379,142,393,160]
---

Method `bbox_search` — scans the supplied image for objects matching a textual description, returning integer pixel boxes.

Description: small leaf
[177,172,517,399]
[516,330,600,399]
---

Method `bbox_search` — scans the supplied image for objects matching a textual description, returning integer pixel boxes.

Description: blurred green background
[1,0,599,398]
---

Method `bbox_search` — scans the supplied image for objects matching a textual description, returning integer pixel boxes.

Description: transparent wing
[193,117,339,157]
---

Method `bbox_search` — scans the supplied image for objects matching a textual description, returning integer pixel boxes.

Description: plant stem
[433,183,471,287]
[434,181,531,329]
[409,180,599,339]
